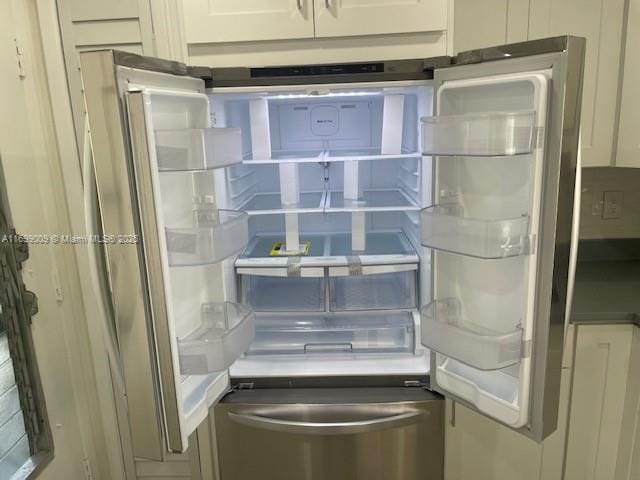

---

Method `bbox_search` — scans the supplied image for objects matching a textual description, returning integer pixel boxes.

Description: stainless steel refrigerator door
[214,388,444,480]
[80,50,209,458]
[426,36,585,441]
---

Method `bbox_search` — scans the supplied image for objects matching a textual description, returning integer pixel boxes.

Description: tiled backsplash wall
[579,167,640,239]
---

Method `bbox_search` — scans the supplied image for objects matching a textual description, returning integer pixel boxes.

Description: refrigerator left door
[80,50,250,459]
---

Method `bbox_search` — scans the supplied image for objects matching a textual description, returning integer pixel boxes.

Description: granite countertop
[571,259,640,327]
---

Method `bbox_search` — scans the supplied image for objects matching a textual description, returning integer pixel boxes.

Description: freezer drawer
[214,388,444,480]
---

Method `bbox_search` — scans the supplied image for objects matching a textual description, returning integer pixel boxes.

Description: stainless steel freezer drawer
[214,388,444,480]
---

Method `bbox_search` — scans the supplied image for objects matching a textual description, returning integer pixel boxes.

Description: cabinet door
[615,0,640,167]
[529,0,626,166]
[564,324,635,480]
[313,0,448,38]
[182,0,314,44]
[452,0,529,53]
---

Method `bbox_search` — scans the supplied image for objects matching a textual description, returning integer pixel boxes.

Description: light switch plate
[602,191,623,219]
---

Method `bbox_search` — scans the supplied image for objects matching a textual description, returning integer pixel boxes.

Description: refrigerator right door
[420,36,585,441]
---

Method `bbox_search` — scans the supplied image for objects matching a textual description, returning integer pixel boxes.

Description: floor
[0,332,30,478]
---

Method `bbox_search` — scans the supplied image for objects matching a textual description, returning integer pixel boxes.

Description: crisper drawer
[237,264,418,313]
[328,266,417,311]
[238,269,326,312]
[247,312,415,356]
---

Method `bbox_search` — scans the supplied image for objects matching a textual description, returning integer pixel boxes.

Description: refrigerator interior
[205,82,434,378]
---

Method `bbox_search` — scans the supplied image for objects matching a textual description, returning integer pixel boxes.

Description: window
[0,169,52,478]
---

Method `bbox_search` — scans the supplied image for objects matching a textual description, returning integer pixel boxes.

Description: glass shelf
[421,204,531,259]
[155,128,242,171]
[166,210,248,266]
[238,191,325,215]
[422,298,523,370]
[326,189,420,213]
[421,111,536,156]
[178,302,255,375]
[242,148,422,164]
[246,312,415,356]
[324,148,422,162]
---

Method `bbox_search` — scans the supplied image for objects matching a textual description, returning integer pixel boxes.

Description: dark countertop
[570,240,640,327]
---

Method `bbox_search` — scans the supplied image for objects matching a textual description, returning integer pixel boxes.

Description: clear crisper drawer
[421,204,530,258]
[421,111,536,156]
[329,270,417,311]
[421,298,522,370]
[166,210,248,266]
[247,312,415,356]
[240,275,326,312]
[178,302,255,375]
[155,128,242,171]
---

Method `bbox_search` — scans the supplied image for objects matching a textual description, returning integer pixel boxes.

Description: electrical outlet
[602,191,623,219]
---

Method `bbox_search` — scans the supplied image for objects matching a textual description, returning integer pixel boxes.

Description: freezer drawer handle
[227,410,426,435]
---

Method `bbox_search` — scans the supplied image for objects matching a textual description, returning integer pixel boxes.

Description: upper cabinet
[181,0,447,44]
[182,0,315,43]
[452,0,530,52]
[615,0,640,168]
[313,0,447,38]
[528,0,627,167]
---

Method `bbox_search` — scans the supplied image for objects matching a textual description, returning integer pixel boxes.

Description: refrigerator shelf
[155,128,242,171]
[325,189,421,213]
[238,191,326,215]
[166,210,248,266]
[236,231,418,268]
[178,302,255,375]
[421,298,523,370]
[421,204,531,259]
[421,111,536,157]
[242,148,422,164]
[246,312,415,356]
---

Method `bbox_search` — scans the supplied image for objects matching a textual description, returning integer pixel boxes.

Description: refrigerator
[80,35,585,478]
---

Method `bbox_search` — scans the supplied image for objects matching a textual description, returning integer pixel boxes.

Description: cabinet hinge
[13,38,26,79]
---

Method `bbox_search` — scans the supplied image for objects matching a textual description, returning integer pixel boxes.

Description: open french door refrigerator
[81,36,585,479]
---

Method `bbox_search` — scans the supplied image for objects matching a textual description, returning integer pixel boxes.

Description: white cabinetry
[528,0,627,167]
[452,0,529,53]
[313,0,447,38]
[564,324,635,480]
[615,0,640,168]
[182,0,314,43]
[181,0,447,44]
[615,326,640,480]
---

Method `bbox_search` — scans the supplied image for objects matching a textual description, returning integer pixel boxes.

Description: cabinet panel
[615,0,640,167]
[529,0,626,166]
[615,327,640,480]
[313,0,447,38]
[452,0,529,53]
[182,0,314,43]
[564,325,634,480]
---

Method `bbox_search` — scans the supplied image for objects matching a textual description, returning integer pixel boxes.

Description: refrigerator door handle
[228,410,426,435]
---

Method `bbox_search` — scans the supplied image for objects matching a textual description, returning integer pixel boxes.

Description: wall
[0,0,116,478]
[579,167,640,239]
